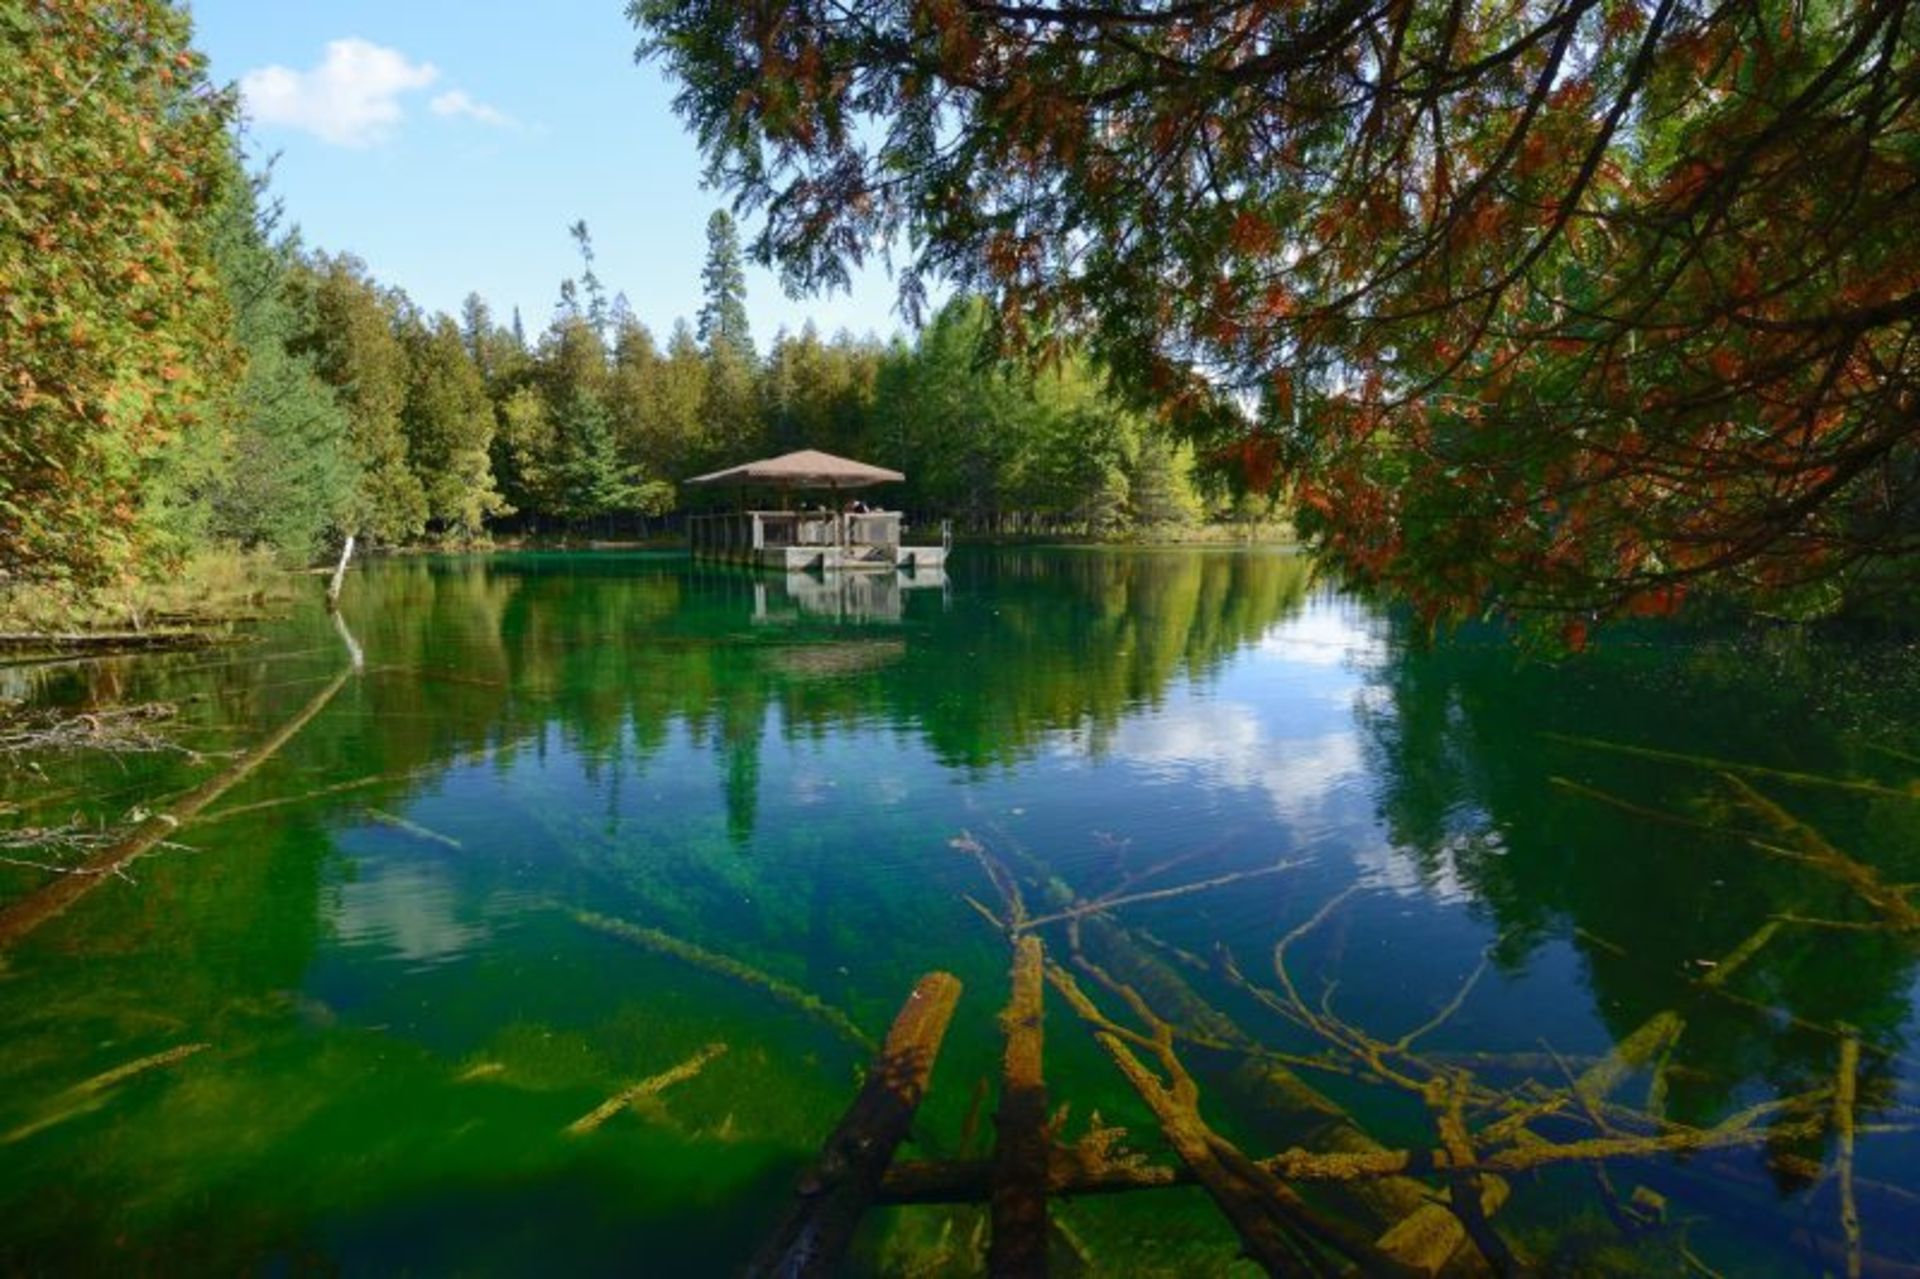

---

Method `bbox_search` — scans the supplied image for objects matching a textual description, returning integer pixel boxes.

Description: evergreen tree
[459,293,500,382]
[696,210,752,361]
[639,321,711,483]
[193,155,355,560]
[401,314,510,539]
[701,339,762,469]
[1127,434,1198,530]
[551,384,629,524]
[495,386,557,517]
[291,255,428,544]
[569,220,610,341]
[609,316,661,473]
[609,292,637,335]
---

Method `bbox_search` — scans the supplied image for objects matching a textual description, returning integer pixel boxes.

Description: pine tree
[1127,433,1197,530]
[552,384,629,524]
[609,316,661,473]
[702,339,762,468]
[697,210,752,362]
[569,220,610,341]
[496,386,556,517]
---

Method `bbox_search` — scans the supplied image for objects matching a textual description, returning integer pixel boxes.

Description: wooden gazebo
[685,449,946,572]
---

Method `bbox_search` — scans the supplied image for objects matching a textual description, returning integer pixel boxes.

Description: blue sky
[186,1,909,344]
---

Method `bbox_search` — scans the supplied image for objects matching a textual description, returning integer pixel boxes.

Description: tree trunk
[326,533,356,613]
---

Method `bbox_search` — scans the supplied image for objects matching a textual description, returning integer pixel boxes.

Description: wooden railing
[689,510,904,555]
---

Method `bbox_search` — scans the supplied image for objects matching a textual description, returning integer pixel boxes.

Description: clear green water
[2,548,1918,1275]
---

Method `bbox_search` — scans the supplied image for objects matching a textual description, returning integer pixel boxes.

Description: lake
[3,548,1918,1275]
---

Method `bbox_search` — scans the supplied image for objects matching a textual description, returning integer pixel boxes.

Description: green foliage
[291,256,427,545]
[401,314,510,540]
[192,157,355,561]
[1,10,1209,598]
[635,0,1920,625]
[0,0,237,585]
[869,298,1197,535]
[494,386,557,518]
[696,209,752,361]
[567,220,611,341]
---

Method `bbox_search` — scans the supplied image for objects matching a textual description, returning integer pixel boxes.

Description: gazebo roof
[685,449,905,490]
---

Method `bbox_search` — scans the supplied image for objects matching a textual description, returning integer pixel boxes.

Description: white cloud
[1257,595,1387,668]
[239,38,439,148]
[430,90,516,129]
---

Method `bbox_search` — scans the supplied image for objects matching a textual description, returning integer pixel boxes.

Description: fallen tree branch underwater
[0,668,353,951]
[570,909,874,1053]
[566,1042,729,1136]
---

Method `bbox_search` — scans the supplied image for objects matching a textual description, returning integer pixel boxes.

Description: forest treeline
[204,206,1226,565]
[1,2,1229,598]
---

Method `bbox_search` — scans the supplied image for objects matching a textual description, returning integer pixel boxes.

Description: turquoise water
[2,548,1917,1275]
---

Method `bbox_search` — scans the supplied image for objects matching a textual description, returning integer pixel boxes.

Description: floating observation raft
[685,449,949,572]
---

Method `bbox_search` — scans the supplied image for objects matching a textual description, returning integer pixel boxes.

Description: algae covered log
[746,971,963,1279]
[565,1042,728,1136]
[4,1042,211,1145]
[989,933,1049,1278]
[1045,958,1423,1277]
[570,910,874,1052]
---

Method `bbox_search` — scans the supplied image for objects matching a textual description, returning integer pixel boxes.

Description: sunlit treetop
[635,0,1920,631]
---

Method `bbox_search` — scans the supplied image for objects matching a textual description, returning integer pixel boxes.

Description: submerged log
[971,834,1487,1273]
[745,971,963,1279]
[362,807,463,850]
[571,911,873,1053]
[4,1042,210,1144]
[1545,733,1919,801]
[1725,775,1920,931]
[1836,1032,1864,1279]
[199,771,422,822]
[1046,960,1420,1278]
[989,934,1049,1278]
[879,1095,1826,1206]
[0,668,353,951]
[0,629,232,655]
[566,1042,727,1136]
[1016,862,1293,932]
